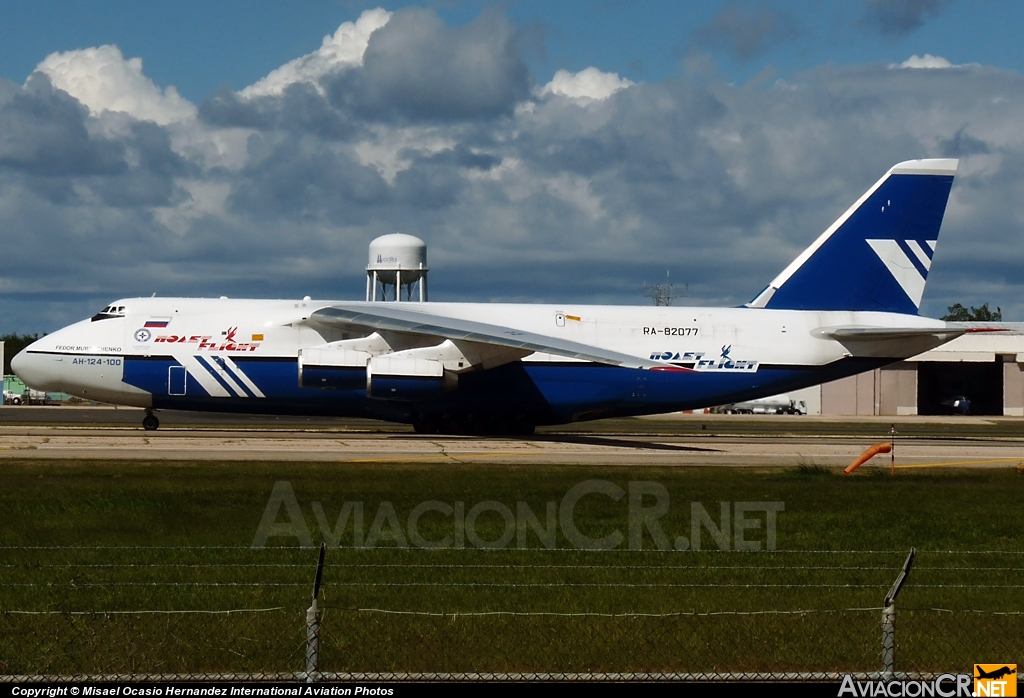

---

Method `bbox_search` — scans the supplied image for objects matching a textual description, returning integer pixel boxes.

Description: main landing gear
[142,411,160,431]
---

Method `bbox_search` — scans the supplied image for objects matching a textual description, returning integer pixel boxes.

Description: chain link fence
[0,609,303,680]
[3,607,1021,681]
[1,547,1021,681]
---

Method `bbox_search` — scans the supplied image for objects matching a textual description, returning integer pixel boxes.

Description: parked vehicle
[721,394,807,415]
[940,395,971,415]
[25,389,49,405]
[3,388,49,405]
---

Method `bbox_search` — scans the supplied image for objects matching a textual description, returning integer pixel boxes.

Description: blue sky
[1,1,1024,332]
[3,1,1023,99]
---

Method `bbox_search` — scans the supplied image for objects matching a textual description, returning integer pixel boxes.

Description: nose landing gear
[142,411,160,431]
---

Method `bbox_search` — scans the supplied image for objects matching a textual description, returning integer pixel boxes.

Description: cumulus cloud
[207,7,531,128]
[860,0,947,38]
[540,67,634,101]
[4,7,1024,333]
[0,75,119,177]
[34,45,196,125]
[241,8,391,98]
[695,2,803,61]
[897,54,955,69]
[335,7,531,121]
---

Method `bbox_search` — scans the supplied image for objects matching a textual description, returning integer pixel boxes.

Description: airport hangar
[789,330,1024,416]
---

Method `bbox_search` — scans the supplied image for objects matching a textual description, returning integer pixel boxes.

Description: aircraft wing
[308,304,676,371]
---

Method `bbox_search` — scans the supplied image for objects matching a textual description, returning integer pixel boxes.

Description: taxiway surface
[1,407,1022,468]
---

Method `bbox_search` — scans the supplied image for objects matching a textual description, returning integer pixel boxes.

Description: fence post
[882,548,915,679]
[304,543,326,683]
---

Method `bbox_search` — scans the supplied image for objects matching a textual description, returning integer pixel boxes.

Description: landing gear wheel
[142,413,160,431]
[413,416,441,434]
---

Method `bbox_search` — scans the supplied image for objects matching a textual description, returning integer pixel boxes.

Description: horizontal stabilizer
[818,326,966,341]
[813,324,966,358]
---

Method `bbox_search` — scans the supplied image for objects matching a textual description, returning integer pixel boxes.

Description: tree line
[940,303,1002,322]
[2,334,39,375]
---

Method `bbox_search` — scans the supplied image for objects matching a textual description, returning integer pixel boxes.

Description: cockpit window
[91,304,127,322]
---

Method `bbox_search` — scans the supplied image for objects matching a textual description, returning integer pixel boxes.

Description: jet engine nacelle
[297,347,369,390]
[367,356,457,400]
[299,343,459,399]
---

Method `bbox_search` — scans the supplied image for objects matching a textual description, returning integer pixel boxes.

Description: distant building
[799,332,1024,416]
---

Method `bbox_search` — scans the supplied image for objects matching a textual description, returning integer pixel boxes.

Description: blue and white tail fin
[747,159,958,314]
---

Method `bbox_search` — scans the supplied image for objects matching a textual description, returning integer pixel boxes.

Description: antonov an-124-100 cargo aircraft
[13,159,981,434]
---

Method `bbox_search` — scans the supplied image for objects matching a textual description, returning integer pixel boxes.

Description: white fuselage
[13,297,948,426]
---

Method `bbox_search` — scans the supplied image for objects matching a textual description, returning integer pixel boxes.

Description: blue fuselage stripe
[122,355,890,424]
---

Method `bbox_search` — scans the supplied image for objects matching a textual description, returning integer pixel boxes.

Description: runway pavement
[1,407,1023,468]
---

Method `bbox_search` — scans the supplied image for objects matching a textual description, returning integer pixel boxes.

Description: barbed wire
[346,607,886,618]
[1,563,315,568]
[3,545,1024,553]
[2,582,311,587]
[2,605,1019,680]
[4,607,289,615]
[1,557,1020,679]
[3,562,1021,571]
[906,608,1024,615]
[3,606,1022,617]
[6,581,1024,588]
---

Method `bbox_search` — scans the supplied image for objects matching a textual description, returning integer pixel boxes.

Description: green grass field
[1,459,1021,676]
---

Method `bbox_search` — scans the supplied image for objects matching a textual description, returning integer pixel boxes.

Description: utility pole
[643,271,686,306]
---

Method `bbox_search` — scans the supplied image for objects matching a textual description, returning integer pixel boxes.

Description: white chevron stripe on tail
[866,239,927,307]
[905,240,932,271]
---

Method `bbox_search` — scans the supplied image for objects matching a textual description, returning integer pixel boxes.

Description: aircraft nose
[11,344,63,392]
[10,349,30,381]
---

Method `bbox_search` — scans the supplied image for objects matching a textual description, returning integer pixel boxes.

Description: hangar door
[917,360,1003,416]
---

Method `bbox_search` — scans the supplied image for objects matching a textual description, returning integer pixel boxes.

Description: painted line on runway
[346,451,548,463]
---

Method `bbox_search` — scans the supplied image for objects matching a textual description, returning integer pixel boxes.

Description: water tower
[366,233,429,302]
